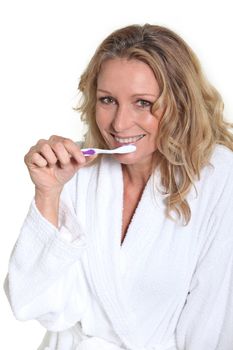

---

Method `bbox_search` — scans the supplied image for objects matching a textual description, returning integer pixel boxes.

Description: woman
[4,24,233,350]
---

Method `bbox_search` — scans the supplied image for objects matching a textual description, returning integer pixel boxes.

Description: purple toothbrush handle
[82,149,96,155]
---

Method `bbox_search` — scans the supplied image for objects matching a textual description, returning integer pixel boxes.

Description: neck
[122,162,153,188]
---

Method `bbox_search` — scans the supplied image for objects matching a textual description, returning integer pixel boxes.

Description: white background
[0,0,232,348]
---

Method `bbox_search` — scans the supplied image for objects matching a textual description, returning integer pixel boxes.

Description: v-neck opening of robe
[119,169,154,250]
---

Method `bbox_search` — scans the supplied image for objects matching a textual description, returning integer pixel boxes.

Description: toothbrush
[81,144,136,156]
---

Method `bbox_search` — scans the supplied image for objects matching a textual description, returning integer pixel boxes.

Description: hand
[24,135,95,196]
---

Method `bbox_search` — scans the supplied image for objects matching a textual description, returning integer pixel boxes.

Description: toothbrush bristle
[118,144,136,153]
[123,144,136,152]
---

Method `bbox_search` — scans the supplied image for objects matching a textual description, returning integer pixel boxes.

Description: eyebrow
[97,89,156,98]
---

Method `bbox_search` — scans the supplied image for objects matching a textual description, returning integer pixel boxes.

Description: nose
[111,104,134,133]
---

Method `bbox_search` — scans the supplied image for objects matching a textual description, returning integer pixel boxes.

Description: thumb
[84,153,98,165]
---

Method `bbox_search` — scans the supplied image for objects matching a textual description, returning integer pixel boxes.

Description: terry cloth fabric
[4,144,233,350]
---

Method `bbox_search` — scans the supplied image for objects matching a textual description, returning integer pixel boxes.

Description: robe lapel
[85,157,136,348]
[85,157,166,349]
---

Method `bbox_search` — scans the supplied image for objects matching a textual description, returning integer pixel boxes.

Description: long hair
[76,24,233,224]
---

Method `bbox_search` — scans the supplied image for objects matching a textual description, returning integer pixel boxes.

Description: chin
[113,150,156,166]
[112,153,139,165]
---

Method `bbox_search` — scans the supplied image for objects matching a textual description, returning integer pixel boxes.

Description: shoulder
[209,144,233,170]
[200,145,233,185]
[188,145,233,206]
[66,155,116,190]
[194,145,233,207]
[60,158,102,204]
[61,156,119,204]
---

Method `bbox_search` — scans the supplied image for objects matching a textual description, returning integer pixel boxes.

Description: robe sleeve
[176,165,233,350]
[4,177,88,332]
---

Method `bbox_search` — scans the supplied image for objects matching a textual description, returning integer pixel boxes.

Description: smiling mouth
[112,134,145,144]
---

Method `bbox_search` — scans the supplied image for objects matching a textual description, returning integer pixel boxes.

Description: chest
[78,163,202,313]
[121,185,144,245]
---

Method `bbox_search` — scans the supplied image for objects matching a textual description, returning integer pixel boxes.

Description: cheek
[141,114,160,134]
[95,105,114,131]
[95,105,104,129]
[96,115,106,130]
[95,115,110,137]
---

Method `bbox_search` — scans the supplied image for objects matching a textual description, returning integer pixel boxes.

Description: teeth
[114,135,144,143]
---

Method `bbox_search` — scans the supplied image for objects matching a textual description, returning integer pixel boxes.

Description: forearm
[5,197,86,321]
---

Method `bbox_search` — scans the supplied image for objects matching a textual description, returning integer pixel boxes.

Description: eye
[98,96,116,105]
[136,99,152,108]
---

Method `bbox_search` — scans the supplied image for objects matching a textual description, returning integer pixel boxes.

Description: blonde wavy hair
[76,24,233,225]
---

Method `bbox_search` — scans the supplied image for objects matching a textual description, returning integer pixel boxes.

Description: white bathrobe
[4,145,233,350]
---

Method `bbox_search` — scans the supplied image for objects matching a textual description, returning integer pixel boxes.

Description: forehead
[97,58,159,94]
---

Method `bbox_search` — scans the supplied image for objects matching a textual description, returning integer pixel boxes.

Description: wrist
[35,187,62,200]
[34,189,61,228]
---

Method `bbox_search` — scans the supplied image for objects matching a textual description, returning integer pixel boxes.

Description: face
[95,58,163,166]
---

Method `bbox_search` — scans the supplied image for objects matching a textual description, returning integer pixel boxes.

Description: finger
[50,141,73,167]
[84,153,98,165]
[48,136,85,165]
[57,139,86,165]
[38,143,58,166]
[37,138,48,145]
[30,152,48,168]
[48,135,66,143]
